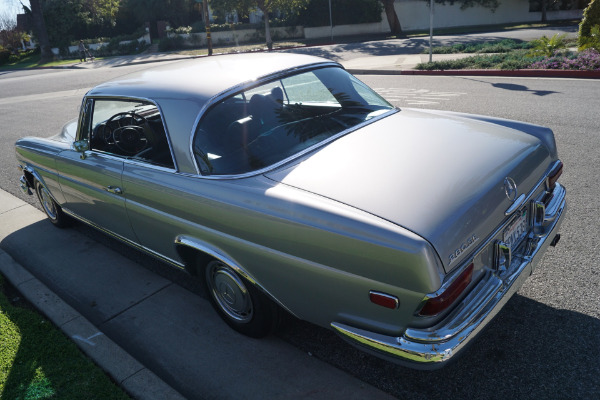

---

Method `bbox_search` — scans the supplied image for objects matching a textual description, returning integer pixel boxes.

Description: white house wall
[395,0,583,32]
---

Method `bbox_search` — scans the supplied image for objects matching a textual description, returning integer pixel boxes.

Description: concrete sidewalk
[57,24,599,79]
[0,189,393,400]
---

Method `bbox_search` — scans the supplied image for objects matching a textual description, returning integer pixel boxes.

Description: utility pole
[429,0,433,63]
[329,0,333,42]
[203,0,213,55]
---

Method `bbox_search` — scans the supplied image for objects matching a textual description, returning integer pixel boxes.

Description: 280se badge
[15,53,566,369]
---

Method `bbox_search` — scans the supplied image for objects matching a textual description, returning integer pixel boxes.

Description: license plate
[503,209,529,251]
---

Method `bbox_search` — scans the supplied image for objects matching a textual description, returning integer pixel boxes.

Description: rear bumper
[332,183,566,369]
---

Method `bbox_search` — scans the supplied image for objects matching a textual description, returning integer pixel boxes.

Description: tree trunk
[541,0,547,22]
[203,0,213,55]
[381,0,402,35]
[257,1,273,50]
[29,0,53,63]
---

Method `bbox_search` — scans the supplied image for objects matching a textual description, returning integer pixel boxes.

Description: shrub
[528,34,568,57]
[0,48,11,65]
[90,39,148,58]
[579,24,600,51]
[579,0,600,49]
[416,51,543,70]
[169,26,193,35]
[428,39,531,54]
[529,49,600,70]
[158,35,186,52]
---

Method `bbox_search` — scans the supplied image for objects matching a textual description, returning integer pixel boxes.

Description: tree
[210,0,309,50]
[579,0,600,49]
[541,0,547,22]
[380,0,402,35]
[83,0,122,29]
[121,0,198,39]
[0,13,26,50]
[28,0,54,63]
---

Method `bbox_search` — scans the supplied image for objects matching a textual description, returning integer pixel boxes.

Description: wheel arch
[21,165,61,205]
[174,234,295,317]
[175,235,259,284]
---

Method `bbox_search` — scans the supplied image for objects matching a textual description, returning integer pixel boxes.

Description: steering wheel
[104,112,154,155]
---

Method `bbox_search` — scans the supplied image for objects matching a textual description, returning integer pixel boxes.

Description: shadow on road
[460,77,560,96]
[280,294,599,400]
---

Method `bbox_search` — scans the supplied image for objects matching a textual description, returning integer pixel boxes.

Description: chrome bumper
[332,183,566,369]
[19,175,33,195]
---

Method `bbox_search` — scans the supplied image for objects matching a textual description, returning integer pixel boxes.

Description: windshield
[193,66,393,175]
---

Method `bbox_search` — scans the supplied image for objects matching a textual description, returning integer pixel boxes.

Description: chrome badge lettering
[449,234,478,265]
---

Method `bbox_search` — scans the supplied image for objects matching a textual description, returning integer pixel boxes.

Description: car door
[57,98,138,242]
[116,103,183,263]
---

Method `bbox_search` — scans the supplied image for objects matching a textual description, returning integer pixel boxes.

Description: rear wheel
[35,180,70,228]
[200,259,278,338]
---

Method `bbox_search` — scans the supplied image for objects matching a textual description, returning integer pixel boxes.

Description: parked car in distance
[16,53,566,369]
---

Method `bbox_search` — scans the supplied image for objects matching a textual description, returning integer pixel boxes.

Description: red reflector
[369,291,399,309]
[419,263,474,316]
[548,161,563,190]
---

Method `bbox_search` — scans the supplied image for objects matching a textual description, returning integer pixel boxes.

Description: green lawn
[0,52,88,70]
[0,274,130,400]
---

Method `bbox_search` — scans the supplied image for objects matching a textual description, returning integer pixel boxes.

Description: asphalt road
[1,66,598,399]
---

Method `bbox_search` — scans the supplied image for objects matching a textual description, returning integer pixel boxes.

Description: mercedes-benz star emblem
[503,177,518,202]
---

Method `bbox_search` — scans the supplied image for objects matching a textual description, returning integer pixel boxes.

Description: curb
[347,68,600,78]
[0,249,186,400]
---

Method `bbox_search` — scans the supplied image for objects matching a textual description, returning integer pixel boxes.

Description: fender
[174,234,297,317]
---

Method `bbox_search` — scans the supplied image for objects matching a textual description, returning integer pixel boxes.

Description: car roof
[87,52,337,101]
[85,53,340,174]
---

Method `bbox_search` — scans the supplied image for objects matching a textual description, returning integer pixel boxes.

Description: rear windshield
[192,66,393,175]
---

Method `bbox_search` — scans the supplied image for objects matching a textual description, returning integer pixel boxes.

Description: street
[1,64,599,399]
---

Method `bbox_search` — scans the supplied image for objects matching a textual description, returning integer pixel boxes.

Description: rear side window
[193,67,393,176]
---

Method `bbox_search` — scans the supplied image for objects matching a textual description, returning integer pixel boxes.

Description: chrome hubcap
[206,261,253,323]
[39,186,57,220]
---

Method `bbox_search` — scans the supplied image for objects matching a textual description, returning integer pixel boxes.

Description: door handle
[105,186,123,195]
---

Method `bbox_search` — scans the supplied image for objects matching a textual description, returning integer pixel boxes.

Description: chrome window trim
[81,95,179,172]
[188,63,397,178]
[122,157,178,173]
[77,96,92,142]
[191,109,398,181]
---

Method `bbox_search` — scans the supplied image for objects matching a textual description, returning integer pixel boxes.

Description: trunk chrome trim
[331,180,566,369]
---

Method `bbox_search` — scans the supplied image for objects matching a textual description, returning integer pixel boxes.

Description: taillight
[419,263,474,316]
[547,161,563,190]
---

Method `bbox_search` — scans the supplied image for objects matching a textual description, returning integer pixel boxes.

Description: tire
[200,258,278,338]
[35,180,70,228]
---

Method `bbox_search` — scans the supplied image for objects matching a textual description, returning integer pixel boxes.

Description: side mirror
[73,140,89,159]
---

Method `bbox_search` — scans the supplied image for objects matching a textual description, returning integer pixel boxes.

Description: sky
[0,0,30,23]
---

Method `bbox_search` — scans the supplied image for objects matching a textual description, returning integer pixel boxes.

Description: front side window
[193,67,393,175]
[88,98,175,168]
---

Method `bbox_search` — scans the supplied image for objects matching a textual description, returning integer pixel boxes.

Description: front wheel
[35,180,70,228]
[200,259,278,338]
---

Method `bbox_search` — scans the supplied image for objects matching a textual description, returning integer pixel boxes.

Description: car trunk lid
[265,109,552,273]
